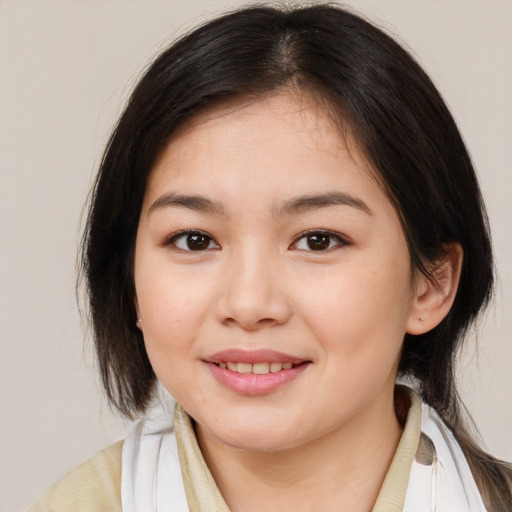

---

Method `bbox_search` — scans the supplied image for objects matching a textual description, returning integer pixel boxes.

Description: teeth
[270,362,283,373]
[237,363,252,373]
[219,362,296,374]
[253,362,270,374]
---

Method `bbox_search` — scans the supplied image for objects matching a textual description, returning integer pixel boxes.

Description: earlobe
[406,243,463,335]
[134,295,143,331]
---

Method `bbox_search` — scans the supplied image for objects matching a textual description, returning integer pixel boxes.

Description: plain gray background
[1,1,511,510]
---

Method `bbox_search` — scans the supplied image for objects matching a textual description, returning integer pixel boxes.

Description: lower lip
[207,362,310,395]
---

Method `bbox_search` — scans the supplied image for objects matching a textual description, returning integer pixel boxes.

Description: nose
[214,246,292,331]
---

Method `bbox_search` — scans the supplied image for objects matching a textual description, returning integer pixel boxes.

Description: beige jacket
[29,441,123,511]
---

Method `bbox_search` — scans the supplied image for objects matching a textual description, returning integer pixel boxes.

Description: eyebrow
[148,191,372,217]
[148,193,226,216]
[274,192,372,217]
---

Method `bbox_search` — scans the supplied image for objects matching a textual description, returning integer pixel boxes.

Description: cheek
[137,278,209,406]
[297,259,413,360]
[135,265,212,372]
[297,267,411,421]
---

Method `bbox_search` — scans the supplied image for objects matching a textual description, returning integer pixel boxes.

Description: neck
[195,388,403,512]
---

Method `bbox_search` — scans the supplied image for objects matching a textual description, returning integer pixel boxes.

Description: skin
[133,92,461,511]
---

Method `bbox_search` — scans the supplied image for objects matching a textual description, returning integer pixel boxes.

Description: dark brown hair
[80,4,511,508]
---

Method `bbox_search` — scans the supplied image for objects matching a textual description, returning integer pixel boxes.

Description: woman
[30,4,512,511]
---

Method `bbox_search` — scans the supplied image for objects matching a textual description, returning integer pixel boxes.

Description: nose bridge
[216,239,291,329]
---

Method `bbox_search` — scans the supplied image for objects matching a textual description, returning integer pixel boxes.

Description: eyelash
[291,230,349,252]
[162,229,349,252]
[163,230,220,252]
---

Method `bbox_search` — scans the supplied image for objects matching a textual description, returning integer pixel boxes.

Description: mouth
[204,349,311,395]
[214,361,298,374]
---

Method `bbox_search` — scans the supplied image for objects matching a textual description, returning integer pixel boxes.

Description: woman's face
[134,92,422,452]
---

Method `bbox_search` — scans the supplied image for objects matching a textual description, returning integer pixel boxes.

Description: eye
[165,230,220,251]
[292,230,347,251]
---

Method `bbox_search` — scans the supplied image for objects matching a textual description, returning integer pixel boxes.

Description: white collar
[403,401,487,511]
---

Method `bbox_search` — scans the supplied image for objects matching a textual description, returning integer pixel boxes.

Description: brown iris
[306,233,330,250]
[186,233,211,251]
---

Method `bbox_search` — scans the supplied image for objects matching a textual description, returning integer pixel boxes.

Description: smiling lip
[205,348,307,365]
[204,349,310,395]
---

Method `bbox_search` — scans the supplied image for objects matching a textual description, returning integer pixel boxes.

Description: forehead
[169,91,343,146]
[142,91,389,218]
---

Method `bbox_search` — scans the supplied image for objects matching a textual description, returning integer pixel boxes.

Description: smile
[217,362,294,374]
[205,349,310,395]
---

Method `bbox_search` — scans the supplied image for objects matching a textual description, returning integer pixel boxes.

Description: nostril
[221,315,283,331]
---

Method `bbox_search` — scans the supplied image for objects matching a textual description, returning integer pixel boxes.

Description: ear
[134,294,143,331]
[406,243,463,335]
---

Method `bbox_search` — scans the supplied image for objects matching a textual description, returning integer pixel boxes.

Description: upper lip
[204,349,308,365]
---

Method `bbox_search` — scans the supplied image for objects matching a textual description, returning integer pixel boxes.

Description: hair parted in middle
[82,4,492,428]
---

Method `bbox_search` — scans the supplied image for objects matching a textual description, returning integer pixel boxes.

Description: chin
[200,415,299,453]
[220,431,292,453]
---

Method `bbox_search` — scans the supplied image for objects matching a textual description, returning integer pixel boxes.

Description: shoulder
[28,441,123,512]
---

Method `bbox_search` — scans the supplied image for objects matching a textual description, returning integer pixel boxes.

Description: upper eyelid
[289,229,349,250]
[165,228,212,239]
[292,229,347,242]
[162,229,219,247]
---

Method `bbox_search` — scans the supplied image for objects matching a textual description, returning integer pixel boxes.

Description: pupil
[187,234,209,251]
[307,233,329,250]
